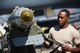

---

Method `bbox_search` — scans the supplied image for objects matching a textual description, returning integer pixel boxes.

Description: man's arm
[63,43,80,53]
[63,27,80,53]
[71,43,80,53]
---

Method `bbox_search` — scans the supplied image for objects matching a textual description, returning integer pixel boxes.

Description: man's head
[58,9,70,27]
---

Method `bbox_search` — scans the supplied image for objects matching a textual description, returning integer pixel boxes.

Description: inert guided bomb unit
[5,6,44,53]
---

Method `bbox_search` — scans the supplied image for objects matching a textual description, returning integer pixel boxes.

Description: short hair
[59,9,70,17]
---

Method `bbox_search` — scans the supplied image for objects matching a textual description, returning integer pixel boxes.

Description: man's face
[58,11,68,27]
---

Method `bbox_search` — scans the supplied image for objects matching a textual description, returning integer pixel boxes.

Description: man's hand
[62,45,72,52]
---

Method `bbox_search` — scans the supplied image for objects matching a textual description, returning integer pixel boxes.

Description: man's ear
[66,17,69,20]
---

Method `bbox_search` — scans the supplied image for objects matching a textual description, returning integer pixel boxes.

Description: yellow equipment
[20,10,34,22]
